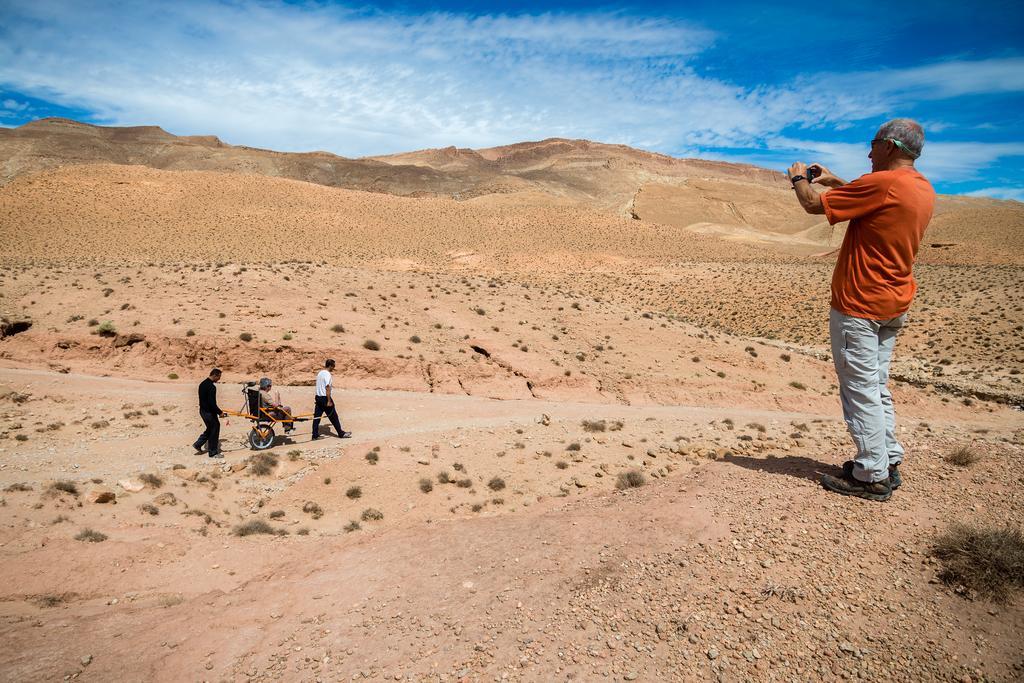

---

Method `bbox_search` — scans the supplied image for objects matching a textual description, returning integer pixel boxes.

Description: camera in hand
[806,165,821,183]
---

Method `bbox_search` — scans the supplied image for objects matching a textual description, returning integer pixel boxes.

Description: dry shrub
[932,524,1024,601]
[49,480,79,496]
[32,593,75,608]
[182,508,214,524]
[361,508,384,521]
[75,528,107,543]
[582,419,607,432]
[344,520,361,532]
[233,520,286,537]
[945,446,981,467]
[345,486,362,499]
[302,501,324,519]
[419,478,434,493]
[248,452,279,476]
[616,470,646,490]
[4,482,32,492]
[139,473,163,488]
[487,476,506,491]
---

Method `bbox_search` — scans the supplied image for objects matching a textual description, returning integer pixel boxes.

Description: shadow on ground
[724,453,841,484]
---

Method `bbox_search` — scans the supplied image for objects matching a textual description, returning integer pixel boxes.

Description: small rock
[80,655,92,667]
[88,489,116,504]
[707,647,719,660]
[112,333,146,348]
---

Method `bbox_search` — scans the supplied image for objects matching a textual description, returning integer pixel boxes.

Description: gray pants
[829,308,907,483]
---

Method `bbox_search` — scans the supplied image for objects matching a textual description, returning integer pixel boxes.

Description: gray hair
[876,118,924,159]
[259,377,272,390]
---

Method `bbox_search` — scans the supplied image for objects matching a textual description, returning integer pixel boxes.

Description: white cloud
[0,1,724,155]
[868,58,1024,99]
[764,137,1024,184]
[2,98,29,111]
[964,186,1024,202]
[915,142,1024,181]
[0,0,1020,185]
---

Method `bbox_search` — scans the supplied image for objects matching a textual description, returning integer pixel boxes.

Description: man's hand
[327,398,334,407]
[808,164,845,188]
[788,161,825,215]
[220,412,227,418]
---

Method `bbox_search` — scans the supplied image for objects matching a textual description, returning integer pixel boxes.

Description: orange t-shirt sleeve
[820,174,891,225]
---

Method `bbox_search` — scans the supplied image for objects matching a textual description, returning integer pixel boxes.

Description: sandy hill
[0,118,465,197]
[0,163,770,266]
[2,118,1023,261]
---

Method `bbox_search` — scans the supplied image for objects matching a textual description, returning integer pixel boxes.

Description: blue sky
[1,0,1023,198]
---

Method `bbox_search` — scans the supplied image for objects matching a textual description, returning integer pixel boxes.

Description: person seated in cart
[258,377,295,433]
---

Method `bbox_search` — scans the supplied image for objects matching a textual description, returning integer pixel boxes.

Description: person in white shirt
[312,359,351,440]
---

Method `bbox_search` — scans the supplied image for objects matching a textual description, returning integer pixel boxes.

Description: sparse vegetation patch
[248,452,279,476]
[616,470,646,490]
[932,524,1024,601]
[233,520,286,537]
[75,528,108,543]
[945,446,981,467]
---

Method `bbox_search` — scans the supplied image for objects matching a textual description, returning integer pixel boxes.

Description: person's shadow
[723,453,841,484]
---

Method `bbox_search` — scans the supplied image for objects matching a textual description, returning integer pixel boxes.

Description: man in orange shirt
[788,119,935,501]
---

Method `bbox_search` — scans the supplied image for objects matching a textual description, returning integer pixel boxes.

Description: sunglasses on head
[871,137,919,159]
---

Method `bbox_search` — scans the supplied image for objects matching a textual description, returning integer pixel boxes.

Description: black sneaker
[821,471,892,502]
[339,431,352,438]
[193,444,204,454]
[208,452,224,459]
[843,460,902,490]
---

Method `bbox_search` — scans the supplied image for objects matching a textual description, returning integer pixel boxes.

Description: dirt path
[0,369,1022,682]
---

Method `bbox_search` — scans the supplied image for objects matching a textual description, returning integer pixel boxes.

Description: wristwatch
[790,175,806,187]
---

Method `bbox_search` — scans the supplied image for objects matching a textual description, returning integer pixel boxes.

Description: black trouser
[312,396,344,437]
[193,411,221,454]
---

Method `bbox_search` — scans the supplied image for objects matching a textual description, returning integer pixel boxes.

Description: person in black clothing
[193,368,226,458]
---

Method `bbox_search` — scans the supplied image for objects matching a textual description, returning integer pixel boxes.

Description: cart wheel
[248,425,275,450]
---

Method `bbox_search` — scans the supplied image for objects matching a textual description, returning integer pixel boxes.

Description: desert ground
[0,120,1022,682]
